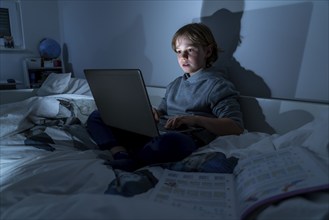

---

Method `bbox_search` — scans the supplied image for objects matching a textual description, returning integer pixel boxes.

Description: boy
[87,23,243,171]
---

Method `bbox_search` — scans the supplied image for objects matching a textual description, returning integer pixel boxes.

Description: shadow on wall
[199,3,273,132]
[239,97,276,134]
[201,2,313,100]
[62,43,74,75]
[201,8,271,98]
[200,2,314,133]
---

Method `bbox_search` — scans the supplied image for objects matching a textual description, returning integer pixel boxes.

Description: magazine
[149,147,329,220]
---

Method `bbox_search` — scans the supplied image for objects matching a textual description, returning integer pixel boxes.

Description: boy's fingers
[152,108,159,121]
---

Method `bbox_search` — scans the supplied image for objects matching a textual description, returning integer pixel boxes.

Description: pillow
[36,72,72,96]
[64,77,92,96]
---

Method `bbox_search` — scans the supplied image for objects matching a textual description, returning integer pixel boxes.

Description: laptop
[84,69,169,138]
[84,69,202,138]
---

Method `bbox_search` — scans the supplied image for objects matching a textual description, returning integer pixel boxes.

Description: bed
[0,73,328,220]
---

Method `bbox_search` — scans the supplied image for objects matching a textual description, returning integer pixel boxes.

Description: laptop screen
[84,69,159,137]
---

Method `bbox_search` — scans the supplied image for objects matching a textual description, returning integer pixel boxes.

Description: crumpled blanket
[23,98,97,151]
[0,94,98,151]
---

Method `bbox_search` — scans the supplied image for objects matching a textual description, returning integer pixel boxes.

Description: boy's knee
[137,132,197,165]
[159,132,197,154]
[87,110,101,127]
[86,110,103,139]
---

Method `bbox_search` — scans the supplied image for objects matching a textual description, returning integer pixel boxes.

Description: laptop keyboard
[157,117,202,133]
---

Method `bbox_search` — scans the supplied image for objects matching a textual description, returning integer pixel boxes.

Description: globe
[39,38,61,59]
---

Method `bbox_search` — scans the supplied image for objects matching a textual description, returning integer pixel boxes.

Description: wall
[1,0,328,103]
[59,0,328,103]
[58,0,204,86]
[0,0,61,86]
[231,1,328,102]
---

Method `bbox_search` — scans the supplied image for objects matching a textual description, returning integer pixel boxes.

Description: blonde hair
[171,23,221,68]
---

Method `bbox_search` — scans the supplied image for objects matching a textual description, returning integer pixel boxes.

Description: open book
[148,147,329,220]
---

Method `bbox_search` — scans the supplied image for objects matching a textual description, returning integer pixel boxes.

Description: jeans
[86,110,197,166]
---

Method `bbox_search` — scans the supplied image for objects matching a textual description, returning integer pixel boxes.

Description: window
[0,8,11,37]
[0,0,24,50]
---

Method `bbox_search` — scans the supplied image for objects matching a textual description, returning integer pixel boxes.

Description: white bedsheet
[0,92,328,220]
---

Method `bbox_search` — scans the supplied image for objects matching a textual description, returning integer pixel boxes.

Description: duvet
[0,82,328,220]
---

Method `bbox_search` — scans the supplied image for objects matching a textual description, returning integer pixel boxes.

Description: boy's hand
[152,107,160,122]
[165,115,196,129]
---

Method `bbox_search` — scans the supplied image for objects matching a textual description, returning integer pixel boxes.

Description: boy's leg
[86,110,150,161]
[108,132,197,171]
[87,112,197,170]
[135,132,198,166]
[86,110,119,150]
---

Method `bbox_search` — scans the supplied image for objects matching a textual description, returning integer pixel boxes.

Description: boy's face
[175,36,211,75]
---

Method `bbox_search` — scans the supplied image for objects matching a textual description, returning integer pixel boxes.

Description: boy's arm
[194,116,243,136]
[165,115,243,136]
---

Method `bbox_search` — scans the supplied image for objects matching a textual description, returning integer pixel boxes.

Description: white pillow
[36,72,72,96]
[64,77,92,96]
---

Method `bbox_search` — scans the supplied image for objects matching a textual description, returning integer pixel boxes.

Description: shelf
[23,57,64,89]
[28,67,63,71]
[0,46,26,52]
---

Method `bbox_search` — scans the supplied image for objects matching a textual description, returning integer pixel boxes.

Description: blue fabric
[164,152,239,174]
[105,169,158,197]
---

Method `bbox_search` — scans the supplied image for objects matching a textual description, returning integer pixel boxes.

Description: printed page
[234,147,329,220]
[149,169,238,220]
